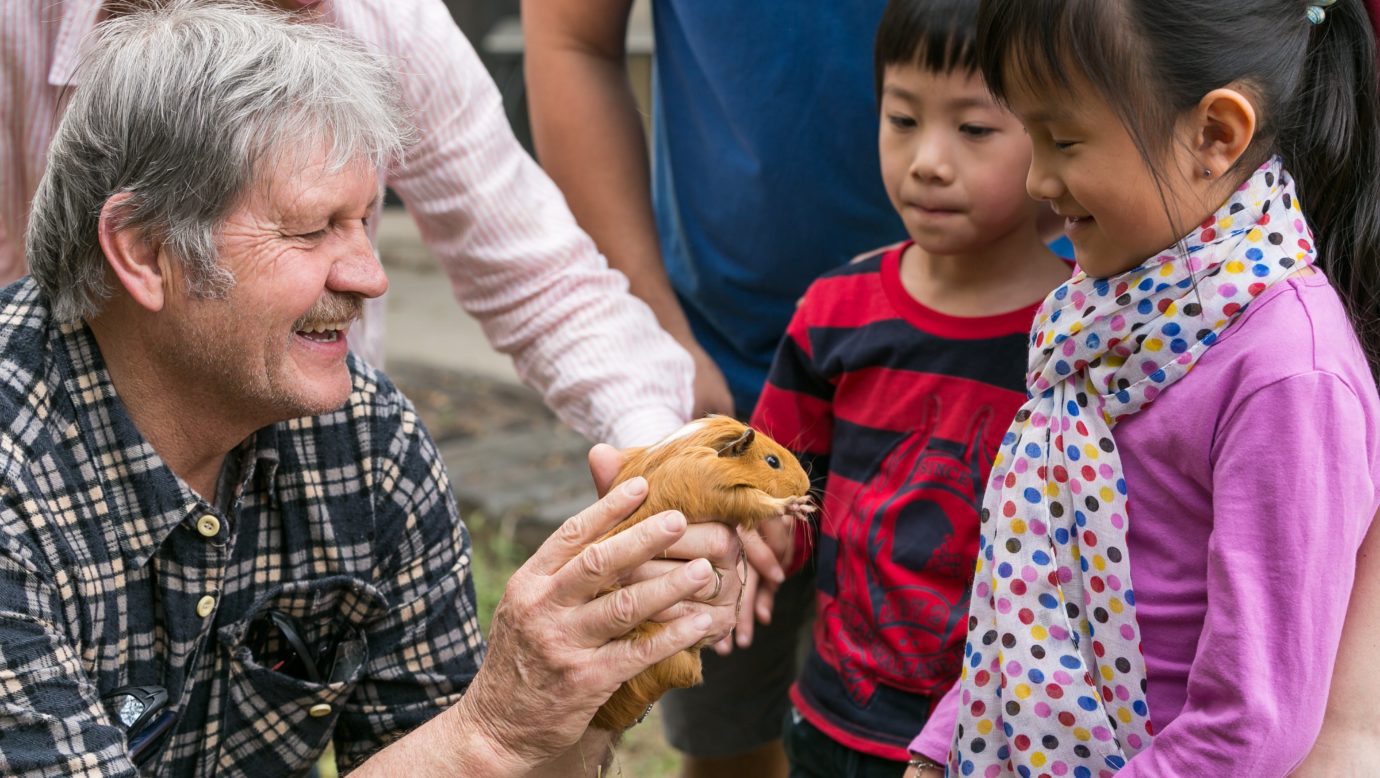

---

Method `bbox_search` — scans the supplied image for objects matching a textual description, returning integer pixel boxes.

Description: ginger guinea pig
[591,415,814,732]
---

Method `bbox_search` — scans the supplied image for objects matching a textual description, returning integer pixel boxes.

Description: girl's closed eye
[958,123,995,139]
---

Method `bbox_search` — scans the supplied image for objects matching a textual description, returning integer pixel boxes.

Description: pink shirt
[913,272,1380,775]
[0,0,693,448]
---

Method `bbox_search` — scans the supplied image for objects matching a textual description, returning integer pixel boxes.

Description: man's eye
[887,114,917,130]
[959,124,994,139]
[295,228,329,240]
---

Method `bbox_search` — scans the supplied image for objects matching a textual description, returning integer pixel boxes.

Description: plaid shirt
[0,279,485,776]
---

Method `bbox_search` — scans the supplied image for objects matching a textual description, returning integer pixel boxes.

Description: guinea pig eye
[765,454,781,469]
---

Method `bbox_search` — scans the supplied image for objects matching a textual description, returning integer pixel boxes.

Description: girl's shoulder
[1204,271,1377,405]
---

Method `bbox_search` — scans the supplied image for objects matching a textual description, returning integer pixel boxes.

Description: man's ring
[708,567,724,600]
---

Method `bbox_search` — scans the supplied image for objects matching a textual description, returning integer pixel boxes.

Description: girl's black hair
[874,0,980,98]
[976,0,1380,379]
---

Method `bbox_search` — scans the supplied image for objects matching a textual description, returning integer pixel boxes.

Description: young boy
[748,0,1072,774]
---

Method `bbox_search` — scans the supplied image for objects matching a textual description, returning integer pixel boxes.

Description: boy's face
[878,65,1037,258]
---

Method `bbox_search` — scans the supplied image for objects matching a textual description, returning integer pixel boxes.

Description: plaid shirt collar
[52,315,282,568]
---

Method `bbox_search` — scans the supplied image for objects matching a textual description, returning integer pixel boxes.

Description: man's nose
[329,229,389,300]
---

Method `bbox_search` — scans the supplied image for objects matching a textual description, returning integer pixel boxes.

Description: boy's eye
[1052,140,1078,151]
[959,124,994,139]
[886,113,917,130]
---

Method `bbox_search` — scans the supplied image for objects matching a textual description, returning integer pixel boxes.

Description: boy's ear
[97,193,170,312]
[1193,86,1257,176]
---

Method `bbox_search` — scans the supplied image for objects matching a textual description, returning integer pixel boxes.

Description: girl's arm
[1292,508,1380,776]
[907,682,960,766]
[1117,372,1375,777]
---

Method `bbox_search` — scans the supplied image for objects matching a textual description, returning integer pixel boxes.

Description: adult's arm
[338,0,695,448]
[520,0,734,419]
[1291,508,1380,776]
[353,476,743,777]
[1115,372,1375,776]
[333,393,741,775]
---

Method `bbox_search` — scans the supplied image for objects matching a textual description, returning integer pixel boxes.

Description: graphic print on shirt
[823,396,994,708]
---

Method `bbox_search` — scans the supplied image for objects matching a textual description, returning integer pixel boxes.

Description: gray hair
[26,0,411,322]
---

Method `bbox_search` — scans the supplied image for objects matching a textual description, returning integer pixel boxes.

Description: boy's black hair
[874,0,980,99]
[976,0,1380,380]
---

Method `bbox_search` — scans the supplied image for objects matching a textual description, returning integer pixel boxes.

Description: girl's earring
[1202,167,1213,179]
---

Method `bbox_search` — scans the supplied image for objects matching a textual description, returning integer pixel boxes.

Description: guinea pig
[590,415,814,732]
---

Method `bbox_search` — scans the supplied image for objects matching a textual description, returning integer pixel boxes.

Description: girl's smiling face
[1004,72,1223,279]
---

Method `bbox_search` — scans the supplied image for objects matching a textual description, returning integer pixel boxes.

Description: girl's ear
[1193,86,1257,177]
[97,193,170,312]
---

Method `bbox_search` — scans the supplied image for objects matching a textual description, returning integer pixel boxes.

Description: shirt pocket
[215,576,386,775]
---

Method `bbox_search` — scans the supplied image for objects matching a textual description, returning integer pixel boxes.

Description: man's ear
[1193,86,1257,177]
[97,193,168,312]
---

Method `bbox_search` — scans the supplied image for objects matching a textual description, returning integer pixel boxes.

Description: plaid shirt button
[196,595,216,618]
[196,515,221,537]
[308,703,333,718]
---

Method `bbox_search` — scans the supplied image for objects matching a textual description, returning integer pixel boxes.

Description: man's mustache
[292,293,364,330]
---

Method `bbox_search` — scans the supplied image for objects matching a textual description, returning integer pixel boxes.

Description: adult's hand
[446,477,735,776]
[589,443,799,654]
[687,343,735,419]
[588,443,746,624]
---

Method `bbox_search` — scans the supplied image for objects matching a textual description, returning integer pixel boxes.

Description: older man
[0,0,694,450]
[0,4,741,776]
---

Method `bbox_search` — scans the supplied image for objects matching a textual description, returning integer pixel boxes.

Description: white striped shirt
[0,0,694,448]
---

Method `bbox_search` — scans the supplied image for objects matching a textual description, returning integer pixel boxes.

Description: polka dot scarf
[949,157,1314,778]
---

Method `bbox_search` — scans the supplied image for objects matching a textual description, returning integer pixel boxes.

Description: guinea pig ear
[716,427,756,458]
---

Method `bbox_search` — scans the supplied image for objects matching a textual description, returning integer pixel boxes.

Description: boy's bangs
[874,0,978,96]
[977,0,1137,109]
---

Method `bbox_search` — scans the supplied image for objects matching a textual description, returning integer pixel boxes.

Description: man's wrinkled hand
[588,443,745,637]
[453,475,732,774]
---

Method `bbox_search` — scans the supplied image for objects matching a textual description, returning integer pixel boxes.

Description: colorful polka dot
[952,158,1313,777]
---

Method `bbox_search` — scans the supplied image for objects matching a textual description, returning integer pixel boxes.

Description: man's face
[158,148,385,428]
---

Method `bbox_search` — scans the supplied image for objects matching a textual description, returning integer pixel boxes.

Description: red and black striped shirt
[752,241,1062,760]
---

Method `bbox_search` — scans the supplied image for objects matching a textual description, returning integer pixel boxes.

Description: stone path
[385,360,598,551]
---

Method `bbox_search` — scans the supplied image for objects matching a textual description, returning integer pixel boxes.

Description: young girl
[906,0,1380,776]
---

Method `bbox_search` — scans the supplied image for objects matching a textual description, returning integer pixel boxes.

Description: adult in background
[0,0,692,451]
[523,2,901,776]
[0,4,742,775]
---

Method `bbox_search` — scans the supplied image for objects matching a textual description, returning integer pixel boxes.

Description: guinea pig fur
[590,415,814,732]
